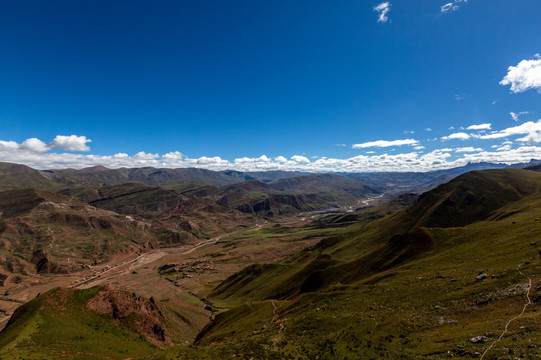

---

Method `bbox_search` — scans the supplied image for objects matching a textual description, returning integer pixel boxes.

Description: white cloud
[195,156,228,165]
[454,94,462,101]
[0,135,91,153]
[466,123,491,130]
[510,111,529,122]
[441,132,470,140]
[352,139,418,148]
[460,146,541,165]
[477,119,541,143]
[4,129,541,173]
[133,151,159,160]
[374,2,391,23]
[20,138,48,152]
[448,126,455,130]
[455,147,483,153]
[234,155,272,164]
[403,130,415,134]
[291,155,310,163]
[49,135,92,152]
[162,151,184,161]
[0,141,19,151]
[500,55,541,93]
[2,142,541,173]
[425,128,432,132]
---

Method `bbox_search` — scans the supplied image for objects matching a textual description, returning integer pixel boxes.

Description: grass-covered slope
[46,166,256,187]
[213,170,541,304]
[387,169,541,231]
[188,169,541,359]
[88,183,184,217]
[0,188,74,219]
[0,287,163,359]
[2,167,541,359]
[215,175,381,217]
[0,162,60,191]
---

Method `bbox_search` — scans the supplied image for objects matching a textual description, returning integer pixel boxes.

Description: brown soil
[86,286,173,346]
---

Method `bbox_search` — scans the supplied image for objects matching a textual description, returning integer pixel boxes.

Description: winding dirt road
[480,264,534,360]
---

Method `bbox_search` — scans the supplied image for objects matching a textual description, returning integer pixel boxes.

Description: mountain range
[0,161,540,358]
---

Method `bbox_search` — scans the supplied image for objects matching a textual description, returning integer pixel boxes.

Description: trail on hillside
[271,300,278,322]
[479,264,533,360]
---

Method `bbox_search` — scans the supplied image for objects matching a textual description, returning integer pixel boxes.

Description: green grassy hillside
[0,287,160,359]
[185,169,541,359]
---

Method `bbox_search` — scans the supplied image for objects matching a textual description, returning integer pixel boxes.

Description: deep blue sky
[1,1,541,171]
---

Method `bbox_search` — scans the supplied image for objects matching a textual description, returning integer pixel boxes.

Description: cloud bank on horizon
[3,119,541,172]
[1,53,540,173]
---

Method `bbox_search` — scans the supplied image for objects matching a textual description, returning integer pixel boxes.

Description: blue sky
[1,0,541,172]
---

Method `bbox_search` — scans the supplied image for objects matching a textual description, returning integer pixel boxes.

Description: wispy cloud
[374,2,391,23]
[466,123,491,130]
[510,111,529,121]
[500,54,541,93]
[352,139,418,148]
[441,132,470,141]
[441,0,468,13]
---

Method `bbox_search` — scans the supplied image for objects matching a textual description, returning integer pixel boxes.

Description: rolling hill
[191,169,541,358]
[0,163,60,191]
[45,166,257,187]
[2,166,541,358]
[0,286,165,359]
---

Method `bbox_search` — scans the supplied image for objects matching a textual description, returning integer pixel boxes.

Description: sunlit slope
[190,169,541,358]
[0,188,156,276]
[211,170,541,304]
[0,162,60,191]
[0,287,163,359]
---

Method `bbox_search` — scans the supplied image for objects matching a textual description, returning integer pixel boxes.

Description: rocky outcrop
[86,286,172,346]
